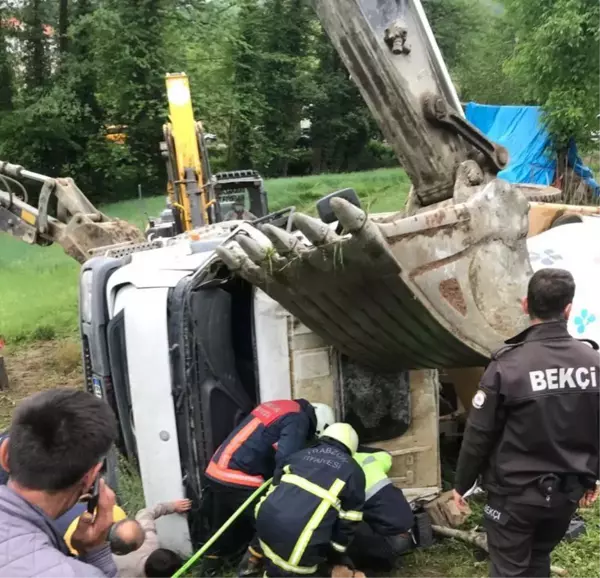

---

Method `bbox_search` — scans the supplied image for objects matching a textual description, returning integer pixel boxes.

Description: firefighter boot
[237,547,264,577]
[199,555,223,577]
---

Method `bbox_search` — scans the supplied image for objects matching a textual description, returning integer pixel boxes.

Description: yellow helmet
[321,423,359,455]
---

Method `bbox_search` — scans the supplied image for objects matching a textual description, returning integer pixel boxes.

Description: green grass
[0,168,410,343]
[116,463,599,578]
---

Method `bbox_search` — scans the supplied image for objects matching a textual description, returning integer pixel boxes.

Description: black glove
[328,550,354,569]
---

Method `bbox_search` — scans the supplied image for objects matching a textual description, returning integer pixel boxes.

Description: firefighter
[453,268,600,578]
[346,451,414,571]
[255,422,365,578]
[203,400,335,575]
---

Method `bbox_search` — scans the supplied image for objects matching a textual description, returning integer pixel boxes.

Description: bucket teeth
[330,198,367,233]
[215,246,242,271]
[217,244,267,285]
[293,213,338,245]
[236,234,269,264]
[261,224,302,255]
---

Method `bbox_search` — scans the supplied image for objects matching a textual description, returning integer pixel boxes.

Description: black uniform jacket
[455,321,599,496]
[363,483,414,536]
[206,399,316,488]
[255,438,366,569]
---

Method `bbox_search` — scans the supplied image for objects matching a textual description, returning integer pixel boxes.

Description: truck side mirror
[316,188,361,224]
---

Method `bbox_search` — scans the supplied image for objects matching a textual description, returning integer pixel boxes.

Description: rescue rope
[171,478,273,578]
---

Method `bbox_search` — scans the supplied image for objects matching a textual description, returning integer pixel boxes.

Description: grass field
[0,167,411,344]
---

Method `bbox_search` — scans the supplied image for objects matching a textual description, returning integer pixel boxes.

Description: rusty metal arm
[312,0,508,206]
[0,161,144,263]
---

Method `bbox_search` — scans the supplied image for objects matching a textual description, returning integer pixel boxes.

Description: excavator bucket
[217,178,533,371]
[0,162,145,264]
[56,217,145,264]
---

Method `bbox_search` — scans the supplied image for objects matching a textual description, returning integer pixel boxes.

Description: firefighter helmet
[311,403,335,436]
[321,423,359,455]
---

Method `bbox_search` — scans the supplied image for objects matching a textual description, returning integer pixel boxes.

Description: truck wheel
[523,186,562,203]
[549,213,583,228]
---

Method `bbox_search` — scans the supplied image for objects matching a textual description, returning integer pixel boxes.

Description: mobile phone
[87,475,100,514]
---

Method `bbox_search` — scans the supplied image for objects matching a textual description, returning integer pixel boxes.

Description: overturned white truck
[2,0,599,559]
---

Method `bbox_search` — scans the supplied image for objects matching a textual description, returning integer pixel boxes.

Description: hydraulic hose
[172,478,273,578]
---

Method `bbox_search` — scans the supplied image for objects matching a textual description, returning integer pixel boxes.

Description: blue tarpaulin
[465,102,599,195]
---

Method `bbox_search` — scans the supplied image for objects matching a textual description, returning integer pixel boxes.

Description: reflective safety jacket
[255,439,366,575]
[206,399,316,489]
[354,452,414,536]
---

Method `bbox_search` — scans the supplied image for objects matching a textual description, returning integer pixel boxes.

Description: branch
[431,525,568,577]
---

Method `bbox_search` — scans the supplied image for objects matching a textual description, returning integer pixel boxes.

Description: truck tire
[522,186,562,203]
[549,213,583,229]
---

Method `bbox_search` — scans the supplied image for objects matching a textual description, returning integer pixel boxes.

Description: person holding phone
[0,388,119,577]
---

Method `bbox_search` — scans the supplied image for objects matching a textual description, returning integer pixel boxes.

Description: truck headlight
[80,270,93,323]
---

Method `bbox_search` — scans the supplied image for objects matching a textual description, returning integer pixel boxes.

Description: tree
[504,0,600,149]
[228,0,267,169]
[309,26,373,173]
[0,1,14,111]
[58,0,68,56]
[85,0,170,191]
[258,0,313,176]
[21,0,51,94]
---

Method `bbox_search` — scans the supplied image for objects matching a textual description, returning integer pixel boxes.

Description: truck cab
[79,221,442,556]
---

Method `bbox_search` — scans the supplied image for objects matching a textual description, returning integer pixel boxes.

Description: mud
[439,278,467,316]
[0,339,83,429]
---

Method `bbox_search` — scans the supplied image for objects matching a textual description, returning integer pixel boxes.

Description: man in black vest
[453,268,599,577]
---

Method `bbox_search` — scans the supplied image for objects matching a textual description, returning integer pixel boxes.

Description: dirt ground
[0,339,84,429]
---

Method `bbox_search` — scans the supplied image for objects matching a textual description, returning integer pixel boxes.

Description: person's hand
[172,498,192,513]
[452,489,468,511]
[71,479,116,554]
[579,485,600,508]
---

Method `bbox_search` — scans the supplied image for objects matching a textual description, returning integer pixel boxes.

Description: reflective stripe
[260,540,318,575]
[289,478,346,566]
[339,509,363,522]
[361,455,377,466]
[282,474,361,521]
[218,418,261,468]
[255,484,277,517]
[330,541,347,553]
[365,477,393,501]
[281,474,341,509]
[206,460,264,488]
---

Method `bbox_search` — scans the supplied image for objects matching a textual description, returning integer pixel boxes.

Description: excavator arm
[216,0,575,369]
[314,0,508,207]
[0,161,144,263]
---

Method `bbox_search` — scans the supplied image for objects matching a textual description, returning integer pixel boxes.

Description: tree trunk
[58,0,69,55]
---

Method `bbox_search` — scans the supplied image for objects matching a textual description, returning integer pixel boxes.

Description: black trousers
[205,478,257,559]
[484,493,578,578]
[346,522,412,572]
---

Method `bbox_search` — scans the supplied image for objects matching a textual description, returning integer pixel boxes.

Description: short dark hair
[8,389,117,491]
[527,268,576,321]
[144,548,183,577]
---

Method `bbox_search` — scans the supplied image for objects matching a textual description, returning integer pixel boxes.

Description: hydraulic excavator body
[2,0,599,558]
[147,73,269,240]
